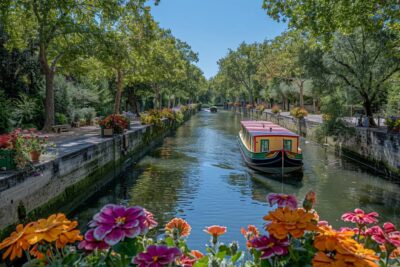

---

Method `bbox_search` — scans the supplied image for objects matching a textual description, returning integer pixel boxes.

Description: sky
[151,0,287,79]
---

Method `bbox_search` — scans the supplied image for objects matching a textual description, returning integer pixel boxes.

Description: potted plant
[20,130,51,162]
[99,114,129,137]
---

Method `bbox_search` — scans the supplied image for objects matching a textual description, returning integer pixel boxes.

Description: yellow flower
[0,223,34,261]
[264,207,318,239]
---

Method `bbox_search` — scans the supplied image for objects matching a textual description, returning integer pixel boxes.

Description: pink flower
[89,204,149,246]
[78,229,110,251]
[341,209,379,225]
[251,235,289,259]
[367,223,400,247]
[133,245,181,267]
[143,209,158,230]
[177,255,197,267]
[267,193,297,210]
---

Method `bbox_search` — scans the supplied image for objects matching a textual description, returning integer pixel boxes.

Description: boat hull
[238,137,303,174]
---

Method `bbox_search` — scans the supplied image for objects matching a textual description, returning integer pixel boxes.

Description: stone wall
[231,107,400,178]
[0,110,197,234]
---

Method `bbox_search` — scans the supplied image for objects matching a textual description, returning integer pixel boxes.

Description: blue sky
[151,0,287,79]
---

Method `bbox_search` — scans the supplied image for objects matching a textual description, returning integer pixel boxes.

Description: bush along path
[0,191,399,266]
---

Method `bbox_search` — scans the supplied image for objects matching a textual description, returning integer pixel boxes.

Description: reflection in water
[73,111,400,250]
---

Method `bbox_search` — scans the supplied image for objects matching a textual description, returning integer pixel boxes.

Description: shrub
[246,104,254,110]
[11,94,39,128]
[55,113,69,125]
[256,104,266,112]
[0,91,11,134]
[271,105,281,114]
[386,117,400,133]
[290,107,308,119]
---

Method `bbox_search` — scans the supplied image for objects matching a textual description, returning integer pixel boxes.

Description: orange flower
[190,250,204,259]
[335,242,379,267]
[204,225,227,237]
[29,244,51,260]
[241,225,260,248]
[390,247,400,259]
[0,223,34,261]
[312,251,336,267]
[314,225,355,251]
[165,218,191,237]
[55,221,82,248]
[264,207,318,239]
[26,213,71,244]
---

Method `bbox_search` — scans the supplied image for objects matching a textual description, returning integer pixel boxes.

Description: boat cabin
[239,121,300,154]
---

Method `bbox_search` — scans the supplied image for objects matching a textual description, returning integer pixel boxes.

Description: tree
[1,1,120,130]
[217,42,262,105]
[262,0,400,46]
[322,29,400,126]
[93,2,157,114]
[257,31,311,108]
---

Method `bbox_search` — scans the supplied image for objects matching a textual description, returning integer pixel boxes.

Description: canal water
[72,111,400,250]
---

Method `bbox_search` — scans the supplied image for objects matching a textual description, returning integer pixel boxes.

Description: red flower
[341,209,379,225]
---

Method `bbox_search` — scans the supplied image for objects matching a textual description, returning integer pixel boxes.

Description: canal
[72,110,400,250]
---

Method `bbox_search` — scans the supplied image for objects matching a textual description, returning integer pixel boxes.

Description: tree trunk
[114,69,123,114]
[248,88,254,106]
[299,81,304,108]
[363,99,377,127]
[127,88,140,117]
[40,43,55,132]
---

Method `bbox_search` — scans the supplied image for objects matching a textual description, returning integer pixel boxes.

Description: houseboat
[238,121,303,174]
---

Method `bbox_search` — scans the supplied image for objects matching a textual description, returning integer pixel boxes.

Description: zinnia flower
[314,225,356,251]
[341,209,379,226]
[89,204,148,245]
[241,225,260,248]
[0,223,34,261]
[133,245,181,267]
[55,221,83,248]
[78,229,110,251]
[204,225,227,237]
[25,213,71,244]
[251,235,289,259]
[264,207,318,239]
[190,250,204,259]
[144,209,158,230]
[367,222,400,247]
[165,218,191,237]
[267,193,298,210]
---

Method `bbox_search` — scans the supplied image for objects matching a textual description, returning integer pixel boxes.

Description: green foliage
[0,90,11,133]
[11,94,41,128]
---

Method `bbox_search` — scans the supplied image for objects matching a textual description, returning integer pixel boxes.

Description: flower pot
[101,128,114,137]
[29,151,41,162]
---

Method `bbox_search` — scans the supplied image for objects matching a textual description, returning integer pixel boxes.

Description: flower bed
[1,191,399,266]
[140,108,184,126]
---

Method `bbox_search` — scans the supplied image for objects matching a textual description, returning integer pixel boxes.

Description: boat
[238,121,303,174]
[210,106,218,113]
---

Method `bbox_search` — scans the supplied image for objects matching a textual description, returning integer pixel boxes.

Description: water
[72,111,400,250]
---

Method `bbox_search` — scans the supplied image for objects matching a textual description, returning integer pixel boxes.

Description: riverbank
[229,107,400,178]
[0,108,198,238]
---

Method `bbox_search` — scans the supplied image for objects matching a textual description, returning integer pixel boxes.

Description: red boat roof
[240,121,299,137]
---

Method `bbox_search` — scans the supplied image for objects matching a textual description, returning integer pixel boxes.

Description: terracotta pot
[30,151,41,162]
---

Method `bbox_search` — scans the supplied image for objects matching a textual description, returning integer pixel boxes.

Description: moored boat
[238,121,303,174]
[210,106,218,112]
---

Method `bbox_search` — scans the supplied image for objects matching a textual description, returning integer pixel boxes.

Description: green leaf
[165,236,175,247]
[113,238,139,257]
[260,259,272,267]
[231,251,243,264]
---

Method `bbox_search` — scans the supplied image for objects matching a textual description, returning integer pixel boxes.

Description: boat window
[261,139,269,152]
[283,139,292,151]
